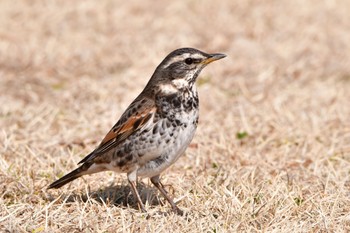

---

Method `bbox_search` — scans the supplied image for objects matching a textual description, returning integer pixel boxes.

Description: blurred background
[1,0,349,144]
[1,0,350,231]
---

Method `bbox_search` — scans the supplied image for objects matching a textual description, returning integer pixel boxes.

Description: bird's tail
[48,165,89,189]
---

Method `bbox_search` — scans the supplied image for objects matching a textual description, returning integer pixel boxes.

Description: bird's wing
[78,97,156,164]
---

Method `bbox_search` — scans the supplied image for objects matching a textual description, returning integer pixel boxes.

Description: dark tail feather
[48,166,85,189]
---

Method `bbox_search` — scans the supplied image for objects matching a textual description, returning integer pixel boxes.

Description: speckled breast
[136,89,199,177]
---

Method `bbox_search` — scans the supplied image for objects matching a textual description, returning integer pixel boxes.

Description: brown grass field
[1,0,350,232]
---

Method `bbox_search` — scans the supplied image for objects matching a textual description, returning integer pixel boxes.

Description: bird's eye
[185,58,193,65]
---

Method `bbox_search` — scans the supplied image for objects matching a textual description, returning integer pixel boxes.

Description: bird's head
[147,48,226,94]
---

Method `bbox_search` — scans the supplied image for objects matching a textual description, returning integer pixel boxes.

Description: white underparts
[159,83,178,94]
[172,79,189,89]
[159,78,192,95]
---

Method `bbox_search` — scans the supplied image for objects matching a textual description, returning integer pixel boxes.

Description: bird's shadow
[88,182,163,210]
[48,182,164,212]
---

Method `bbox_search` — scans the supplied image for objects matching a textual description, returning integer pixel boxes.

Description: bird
[48,48,226,215]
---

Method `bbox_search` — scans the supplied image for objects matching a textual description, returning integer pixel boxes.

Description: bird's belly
[137,111,198,178]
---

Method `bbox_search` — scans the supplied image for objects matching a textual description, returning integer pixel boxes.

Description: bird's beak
[202,53,226,65]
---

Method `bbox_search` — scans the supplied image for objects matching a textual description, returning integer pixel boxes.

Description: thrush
[48,48,226,215]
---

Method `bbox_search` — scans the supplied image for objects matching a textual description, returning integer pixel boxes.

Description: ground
[1,0,350,232]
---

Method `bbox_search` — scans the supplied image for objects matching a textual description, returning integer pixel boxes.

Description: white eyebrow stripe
[162,53,189,69]
[191,54,205,60]
[161,53,206,69]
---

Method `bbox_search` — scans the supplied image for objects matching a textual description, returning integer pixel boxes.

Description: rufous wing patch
[97,106,156,153]
[100,130,117,145]
[78,99,156,164]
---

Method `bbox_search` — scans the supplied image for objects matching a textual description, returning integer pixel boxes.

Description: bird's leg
[150,175,183,215]
[127,172,146,213]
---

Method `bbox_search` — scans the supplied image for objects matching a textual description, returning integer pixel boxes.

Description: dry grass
[1,0,350,232]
